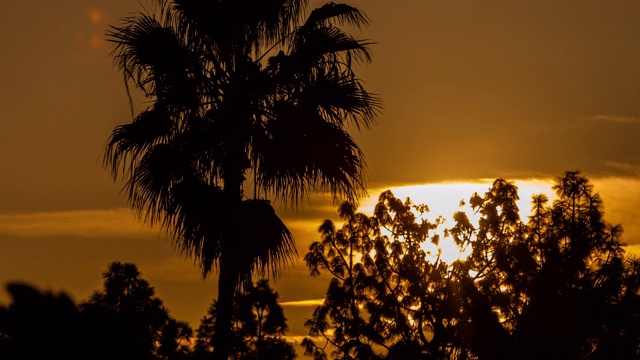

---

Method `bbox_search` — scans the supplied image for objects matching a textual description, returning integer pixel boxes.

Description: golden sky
[1,0,640,343]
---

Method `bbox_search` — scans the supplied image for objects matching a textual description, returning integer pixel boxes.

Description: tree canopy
[0,262,192,360]
[195,279,296,360]
[303,171,640,359]
[81,261,193,360]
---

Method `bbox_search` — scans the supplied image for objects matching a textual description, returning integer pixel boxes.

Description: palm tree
[104,0,378,358]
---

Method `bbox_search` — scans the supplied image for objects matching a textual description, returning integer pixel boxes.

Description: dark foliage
[0,262,192,360]
[0,283,91,359]
[304,171,640,359]
[80,261,193,359]
[195,279,296,360]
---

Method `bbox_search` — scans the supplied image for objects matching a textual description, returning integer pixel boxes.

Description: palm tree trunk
[213,131,246,359]
[213,250,236,360]
[213,176,243,360]
[213,49,252,360]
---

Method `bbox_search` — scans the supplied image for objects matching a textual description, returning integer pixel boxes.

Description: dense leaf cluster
[304,172,640,359]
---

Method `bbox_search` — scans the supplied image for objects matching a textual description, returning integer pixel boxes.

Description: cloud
[590,176,640,246]
[280,299,325,307]
[603,162,640,177]
[588,115,639,124]
[0,208,156,239]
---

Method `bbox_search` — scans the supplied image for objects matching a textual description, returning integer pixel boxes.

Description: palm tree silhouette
[104,1,378,358]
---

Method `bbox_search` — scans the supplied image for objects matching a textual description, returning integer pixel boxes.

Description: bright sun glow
[359,179,557,263]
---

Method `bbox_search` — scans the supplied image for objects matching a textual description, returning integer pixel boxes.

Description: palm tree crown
[105,0,378,281]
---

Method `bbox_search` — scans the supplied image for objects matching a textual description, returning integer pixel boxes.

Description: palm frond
[104,107,174,179]
[108,8,201,109]
[165,177,227,276]
[297,68,380,130]
[127,143,191,224]
[304,2,369,29]
[254,107,367,206]
[264,19,382,133]
[230,199,297,287]
[290,25,373,66]
[108,14,169,94]
[174,0,307,59]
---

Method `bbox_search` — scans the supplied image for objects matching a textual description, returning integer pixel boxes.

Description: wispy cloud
[603,162,640,176]
[280,299,325,307]
[588,115,639,124]
[0,208,156,239]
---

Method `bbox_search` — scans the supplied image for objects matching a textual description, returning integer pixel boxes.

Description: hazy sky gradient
[1,0,639,341]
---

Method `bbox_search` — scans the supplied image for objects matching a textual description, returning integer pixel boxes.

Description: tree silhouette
[80,262,193,359]
[0,283,87,359]
[303,196,464,359]
[195,279,296,360]
[448,172,640,359]
[305,172,640,359]
[0,264,193,359]
[104,1,378,358]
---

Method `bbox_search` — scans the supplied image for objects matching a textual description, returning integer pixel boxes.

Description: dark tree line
[0,262,295,360]
[2,173,638,359]
[303,171,640,360]
[0,262,192,359]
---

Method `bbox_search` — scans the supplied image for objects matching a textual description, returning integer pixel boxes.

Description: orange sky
[1,0,640,344]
